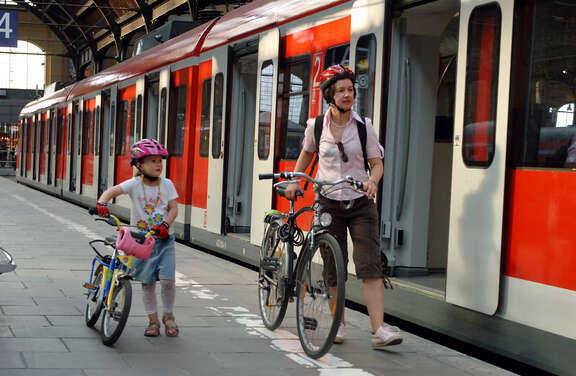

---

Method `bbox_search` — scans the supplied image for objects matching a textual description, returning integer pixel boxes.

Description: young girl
[96,138,180,337]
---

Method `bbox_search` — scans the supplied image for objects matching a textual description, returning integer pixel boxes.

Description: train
[16,0,576,374]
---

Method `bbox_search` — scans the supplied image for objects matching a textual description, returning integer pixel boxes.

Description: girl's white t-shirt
[119,177,179,234]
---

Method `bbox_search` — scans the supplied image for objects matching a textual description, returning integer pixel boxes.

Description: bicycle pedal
[83,283,97,291]
[303,316,318,330]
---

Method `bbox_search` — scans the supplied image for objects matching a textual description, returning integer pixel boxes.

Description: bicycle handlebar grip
[88,207,98,215]
[259,173,275,180]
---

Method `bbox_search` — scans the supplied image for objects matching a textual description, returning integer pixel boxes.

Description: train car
[17,0,576,374]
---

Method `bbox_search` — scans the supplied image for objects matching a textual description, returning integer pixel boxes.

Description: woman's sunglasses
[336,142,348,162]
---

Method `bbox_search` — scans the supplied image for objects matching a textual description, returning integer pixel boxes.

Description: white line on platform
[12,194,101,240]
[174,270,375,375]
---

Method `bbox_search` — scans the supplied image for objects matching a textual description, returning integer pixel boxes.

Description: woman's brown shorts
[318,195,382,286]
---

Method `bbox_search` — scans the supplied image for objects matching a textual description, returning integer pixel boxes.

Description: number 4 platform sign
[0,11,18,48]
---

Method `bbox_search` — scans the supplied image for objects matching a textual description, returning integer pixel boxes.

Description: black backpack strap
[357,116,370,172]
[304,115,324,190]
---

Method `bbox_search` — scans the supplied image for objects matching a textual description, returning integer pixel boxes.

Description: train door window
[509,0,576,169]
[94,106,100,156]
[212,73,224,159]
[159,87,167,145]
[199,78,212,158]
[129,99,136,149]
[116,100,128,155]
[167,84,187,157]
[323,45,350,114]
[258,60,273,159]
[355,34,376,119]
[277,57,310,159]
[462,3,501,167]
[110,101,115,157]
[135,95,142,141]
[56,111,63,156]
[146,76,160,140]
[82,109,92,155]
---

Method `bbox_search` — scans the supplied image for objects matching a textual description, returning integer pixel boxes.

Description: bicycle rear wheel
[84,265,103,328]
[258,221,290,330]
[101,278,132,346]
[295,233,344,359]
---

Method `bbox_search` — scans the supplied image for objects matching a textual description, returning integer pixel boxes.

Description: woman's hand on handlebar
[285,182,303,201]
[362,179,378,199]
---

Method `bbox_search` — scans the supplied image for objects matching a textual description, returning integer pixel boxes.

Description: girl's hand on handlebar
[150,222,170,239]
[362,180,378,199]
[285,182,303,201]
[96,202,110,217]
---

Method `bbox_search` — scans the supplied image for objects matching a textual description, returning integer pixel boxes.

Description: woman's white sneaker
[334,323,345,344]
[371,325,403,348]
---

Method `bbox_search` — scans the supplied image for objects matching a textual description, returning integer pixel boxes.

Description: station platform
[0,177,516,376]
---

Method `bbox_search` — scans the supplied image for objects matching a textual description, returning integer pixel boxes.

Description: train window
[82,109,92,156]
[258,61,273,160]
[129,99,136,150]
[167,85,187,157]
[325,44,350,68]
[462,3,501,168]
[136,94,143,140]
[212,73,224,159]
[159,88,167,145]
[199,78,211,158]
[115,100,128,156]
[509,0,576,169]
[277,57,310,160]
[355,34,376,119]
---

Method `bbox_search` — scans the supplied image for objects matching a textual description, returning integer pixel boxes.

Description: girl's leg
[142,282,160,336]
[160,279,179,337]
[160,279,175,313]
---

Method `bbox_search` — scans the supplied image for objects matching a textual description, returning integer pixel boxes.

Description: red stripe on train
[504,169,576,291]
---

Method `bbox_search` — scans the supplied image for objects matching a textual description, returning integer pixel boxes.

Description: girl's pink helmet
[130,139,168,165]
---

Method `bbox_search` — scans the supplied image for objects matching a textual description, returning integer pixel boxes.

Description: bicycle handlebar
[259,171,365,191]
[88,207,157,238]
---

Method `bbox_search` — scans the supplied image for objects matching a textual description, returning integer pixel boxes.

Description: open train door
[205,46,228,234]
[250,28,279,246]
[446,0,513,314]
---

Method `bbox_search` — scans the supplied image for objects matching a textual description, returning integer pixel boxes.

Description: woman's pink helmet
[130,139,168,165]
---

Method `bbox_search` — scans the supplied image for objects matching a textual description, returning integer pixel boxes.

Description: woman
[285,65,402,348]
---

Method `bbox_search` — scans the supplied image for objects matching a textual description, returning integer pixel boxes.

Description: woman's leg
[362,277,384,333]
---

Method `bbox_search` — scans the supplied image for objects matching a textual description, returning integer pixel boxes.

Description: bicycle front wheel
[295,233,344,359]
[258,221,290,330]
[84,265,103,328]
[101,278,132,346]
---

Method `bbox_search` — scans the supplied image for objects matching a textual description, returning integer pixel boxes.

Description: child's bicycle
[83,208,156,346]
[257,171,365,359]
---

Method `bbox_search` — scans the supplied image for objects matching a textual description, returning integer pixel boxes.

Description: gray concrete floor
[0,177,517,376]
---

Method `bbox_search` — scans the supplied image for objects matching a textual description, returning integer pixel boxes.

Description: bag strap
[304,115,324,190]
[357,116,370,172]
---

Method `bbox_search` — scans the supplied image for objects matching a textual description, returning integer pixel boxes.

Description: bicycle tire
[84,265,104,328]
[101,278,132,346]
[258,220,290,330]
[295,233,345,359]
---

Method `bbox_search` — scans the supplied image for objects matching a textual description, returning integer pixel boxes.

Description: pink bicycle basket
[116,227,155,260]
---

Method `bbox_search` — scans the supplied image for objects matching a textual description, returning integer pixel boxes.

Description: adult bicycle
[83,208,155,346]
[257,171,364,359]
